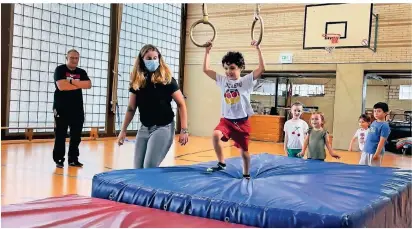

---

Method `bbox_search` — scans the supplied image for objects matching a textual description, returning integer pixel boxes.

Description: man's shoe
[69,161,83,167]
[56,161,64,168]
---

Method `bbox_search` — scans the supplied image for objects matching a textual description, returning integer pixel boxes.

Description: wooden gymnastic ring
[189,19,217,48]
[251,15,264,46]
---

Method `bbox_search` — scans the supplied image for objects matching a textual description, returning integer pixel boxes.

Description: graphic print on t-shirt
[216,73,255,119]
[359,132,365,144]
[224,81,242,105]
[65,72,80,80]
[291,126,302,137]
[224,89,240,105]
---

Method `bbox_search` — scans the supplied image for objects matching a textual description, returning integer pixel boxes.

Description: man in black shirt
[53,49,91,168]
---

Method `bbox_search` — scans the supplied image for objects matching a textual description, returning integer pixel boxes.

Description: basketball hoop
[323,33,341,44]
[322,33,340,53]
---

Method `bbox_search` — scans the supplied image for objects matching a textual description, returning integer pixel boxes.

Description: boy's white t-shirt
[354,128,369,151]
[216,72,255,119]
[284,119,309,149]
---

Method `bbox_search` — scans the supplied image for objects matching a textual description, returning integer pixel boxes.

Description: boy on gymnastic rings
[117,44,189,169]
[203,40,266,179]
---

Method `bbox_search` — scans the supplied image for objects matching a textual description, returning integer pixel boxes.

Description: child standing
[283,102,309,158]
[203,40,266,179]
[298,112,340,160]
[348,114,371,164]
[362,102,391,166]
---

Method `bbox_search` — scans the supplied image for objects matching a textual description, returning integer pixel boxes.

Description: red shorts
[214,118,251,151]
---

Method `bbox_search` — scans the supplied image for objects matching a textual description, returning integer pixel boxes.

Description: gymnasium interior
[1,2,412,228]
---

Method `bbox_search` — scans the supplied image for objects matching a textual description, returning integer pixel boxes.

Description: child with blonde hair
[298,112,340,160]
[283,102,309,158]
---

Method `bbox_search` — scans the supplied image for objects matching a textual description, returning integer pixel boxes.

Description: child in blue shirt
[363,102,391,166]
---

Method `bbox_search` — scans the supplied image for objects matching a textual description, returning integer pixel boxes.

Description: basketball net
[325,46,335,53]
[322,34,340,53]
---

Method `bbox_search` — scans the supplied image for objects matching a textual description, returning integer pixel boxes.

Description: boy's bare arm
[203,42,217,80]
[373,137,386,159]
[252,45,265,80]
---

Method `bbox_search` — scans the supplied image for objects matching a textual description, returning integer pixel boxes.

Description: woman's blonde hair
[130,44,172,90]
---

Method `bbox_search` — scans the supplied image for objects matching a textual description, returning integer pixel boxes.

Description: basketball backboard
[303,4,377,51]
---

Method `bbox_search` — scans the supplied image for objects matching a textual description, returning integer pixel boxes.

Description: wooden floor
[2,136,411,206]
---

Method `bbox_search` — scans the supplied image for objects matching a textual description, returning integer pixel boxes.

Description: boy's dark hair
[373,102,389,113]
[221,51,245,70]
[359,114,371,123]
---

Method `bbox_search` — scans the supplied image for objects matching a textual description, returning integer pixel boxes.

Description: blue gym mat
[91,153,412,228]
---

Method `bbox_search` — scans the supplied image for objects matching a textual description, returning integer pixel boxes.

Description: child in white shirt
[202,40,265,179]
[348,114,371,164]
[283,102,309,157]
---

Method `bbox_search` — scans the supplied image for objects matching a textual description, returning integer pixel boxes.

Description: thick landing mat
[1,195,250,228]
[92,153,412,228]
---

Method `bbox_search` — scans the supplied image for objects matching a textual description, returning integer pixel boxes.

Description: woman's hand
[179,129,189,145]
[117,130,126,146]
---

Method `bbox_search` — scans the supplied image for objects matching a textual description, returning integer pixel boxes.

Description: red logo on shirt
[224,89,240,105]
[292,126,301,137]
[65,72,80,79]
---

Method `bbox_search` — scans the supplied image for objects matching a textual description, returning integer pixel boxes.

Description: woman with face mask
[117,44,189,169]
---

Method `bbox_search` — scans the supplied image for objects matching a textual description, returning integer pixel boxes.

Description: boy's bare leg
[207,130,226,172]
[240,148,251,179]
[212,130,225,163]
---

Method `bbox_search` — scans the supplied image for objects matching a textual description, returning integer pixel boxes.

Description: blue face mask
[143,59,160,72]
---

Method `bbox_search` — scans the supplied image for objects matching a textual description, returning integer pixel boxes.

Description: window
[292,84,324,97]
[10,3,110,133]
[116,3,182,131]
[252,80,275,96]
[399,85,412,100]
[252,81,324,97]
[252,80,287,96]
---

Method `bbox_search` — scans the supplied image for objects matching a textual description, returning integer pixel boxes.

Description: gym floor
[2,136,411,206]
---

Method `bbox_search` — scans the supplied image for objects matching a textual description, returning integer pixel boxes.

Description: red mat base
[1,195,251,228]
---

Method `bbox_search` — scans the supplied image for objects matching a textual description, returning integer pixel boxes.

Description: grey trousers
[133,121,175,169]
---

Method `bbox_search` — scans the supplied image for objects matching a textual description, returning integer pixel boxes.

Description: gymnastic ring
[189,4,217,48]
[251,15,264,46]
[189,19,217,47]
